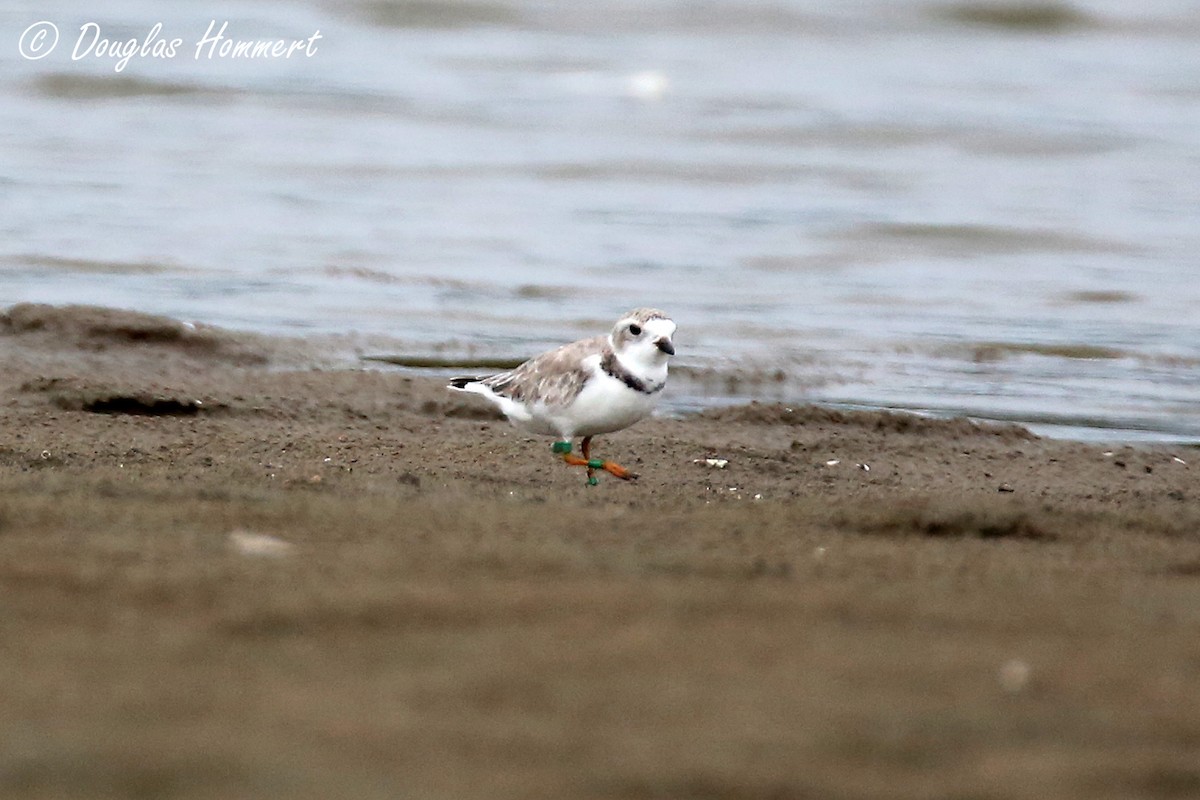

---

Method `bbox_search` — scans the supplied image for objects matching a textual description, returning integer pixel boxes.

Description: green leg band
[587,476,599,486]
[587,459,605,469]
[551,441,572,454]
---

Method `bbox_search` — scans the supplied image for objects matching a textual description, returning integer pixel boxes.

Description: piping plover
[448,308,676,484]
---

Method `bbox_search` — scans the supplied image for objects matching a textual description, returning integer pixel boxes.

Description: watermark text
[18,20,322,72]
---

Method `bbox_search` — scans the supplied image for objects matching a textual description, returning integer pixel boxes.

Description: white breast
[556,371,658,437]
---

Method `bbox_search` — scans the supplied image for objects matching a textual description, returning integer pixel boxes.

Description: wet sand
[2,304,1198,799]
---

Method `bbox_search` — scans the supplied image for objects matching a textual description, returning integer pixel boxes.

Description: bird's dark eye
[629,324,642,336]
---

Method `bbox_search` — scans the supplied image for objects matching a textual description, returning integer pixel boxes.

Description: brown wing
[481,335,606,409]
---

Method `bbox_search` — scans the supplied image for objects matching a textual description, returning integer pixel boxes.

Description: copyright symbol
[19,21,59,60]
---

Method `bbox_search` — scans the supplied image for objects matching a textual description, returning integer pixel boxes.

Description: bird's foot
[595,459,638,481]
[552,441,638,484]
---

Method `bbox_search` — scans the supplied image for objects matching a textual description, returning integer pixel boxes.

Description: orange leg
[586,436,638,480]
[553,437,638,484]
[581,436,595,484]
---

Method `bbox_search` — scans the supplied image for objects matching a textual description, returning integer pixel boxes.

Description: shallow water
[3,0,1199,442]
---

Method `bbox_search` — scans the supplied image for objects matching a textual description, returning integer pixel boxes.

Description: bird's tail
[447,376,485,391]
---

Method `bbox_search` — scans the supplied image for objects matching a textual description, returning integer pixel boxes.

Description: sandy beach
[2,303,1198,799]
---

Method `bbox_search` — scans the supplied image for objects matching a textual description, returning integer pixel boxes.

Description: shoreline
[2,302,1199,799]
[4,297,1194,445]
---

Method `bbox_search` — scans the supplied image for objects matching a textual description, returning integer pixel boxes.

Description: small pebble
[998,659,1031,693]
[694,457,729,469]
[228,529,293,558]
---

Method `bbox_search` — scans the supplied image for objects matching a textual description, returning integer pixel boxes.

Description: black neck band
[601,352,660,395]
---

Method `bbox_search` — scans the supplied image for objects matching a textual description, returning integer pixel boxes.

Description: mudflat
[2,304,1198,800]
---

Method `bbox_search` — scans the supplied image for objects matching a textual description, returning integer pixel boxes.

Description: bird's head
[610,308,676,369]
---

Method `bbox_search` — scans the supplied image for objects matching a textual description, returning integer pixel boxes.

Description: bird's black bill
[655,338,675,355]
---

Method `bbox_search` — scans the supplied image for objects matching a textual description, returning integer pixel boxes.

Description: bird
[448,308,676,485]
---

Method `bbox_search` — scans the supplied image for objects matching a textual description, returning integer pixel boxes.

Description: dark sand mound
[701,400,1037,440]
[1,303,268,365]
